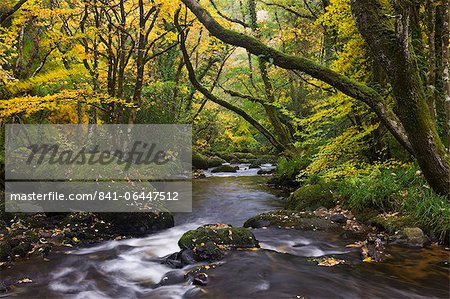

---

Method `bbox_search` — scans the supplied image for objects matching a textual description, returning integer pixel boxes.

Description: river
[1,171,449,298]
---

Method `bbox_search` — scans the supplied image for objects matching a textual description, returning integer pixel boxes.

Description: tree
[180,0,450,196]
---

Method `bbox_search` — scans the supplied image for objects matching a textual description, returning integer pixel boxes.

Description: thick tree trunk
[351,0,450,196]
[443,0,450,147]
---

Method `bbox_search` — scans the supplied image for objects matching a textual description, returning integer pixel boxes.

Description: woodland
[0,0,449,297]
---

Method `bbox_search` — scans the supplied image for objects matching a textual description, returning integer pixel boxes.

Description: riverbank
[0,211,174,269]
[0,175,448,298]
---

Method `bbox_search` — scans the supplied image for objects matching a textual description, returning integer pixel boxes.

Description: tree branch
[0,0,28,26]
[175,9,285,152]
[181,0,413,154]
[209,0,250,28]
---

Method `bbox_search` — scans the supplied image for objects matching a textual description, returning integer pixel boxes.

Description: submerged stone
[176,224,258,262]
[244,210,340,231]
[211,165,239,173]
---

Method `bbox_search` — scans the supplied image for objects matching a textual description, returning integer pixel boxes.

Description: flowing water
[1,166,449,298]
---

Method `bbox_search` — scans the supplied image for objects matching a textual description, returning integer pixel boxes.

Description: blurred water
[1,175,448,299]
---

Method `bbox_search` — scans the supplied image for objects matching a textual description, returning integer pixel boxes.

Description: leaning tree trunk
[351,0,450,196]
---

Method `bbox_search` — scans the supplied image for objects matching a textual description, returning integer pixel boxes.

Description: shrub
[336,165,450,243]
[276,156,311,180]
[287,180,337,211]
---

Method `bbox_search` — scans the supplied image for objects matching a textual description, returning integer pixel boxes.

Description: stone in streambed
[257,169,275,175]
[192,152,210,170]
[330,214,347,224]
[96,212,174,237]
[11,242,33,258]
[396,227,428,247]
[193,273,208,286]
[207,156,226,168]
[244,210,340,231]
[158,270,186,286]
[177,224,258,263]
[211,165,239,173]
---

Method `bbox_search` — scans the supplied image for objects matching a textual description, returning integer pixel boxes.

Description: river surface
[1,169,449,298]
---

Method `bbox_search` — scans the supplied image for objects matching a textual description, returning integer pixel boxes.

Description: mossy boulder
[192,152,209,170]
[216,152,238,163]
[211,165,239,173]
[207,156,226,168]
[367,214,411,234]
[249,162,261,169]
[244,210,340,231]
[178,224,259,250]
[11,242,33,257]
[257,169,275,175]
[97,212,174,236]
[250,155,277,168]
[397,227,428,247]
[287,182,337,211]
[176,224,258,263]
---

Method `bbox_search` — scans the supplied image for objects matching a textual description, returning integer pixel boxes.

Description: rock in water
[158,270,186,286]
[193,273,208,286]
[244,210,340,231]
[399,227,428,247]
[257,169,275,175]
[330,214,347,224]
[177,224,259,262]
[211,165,239,173]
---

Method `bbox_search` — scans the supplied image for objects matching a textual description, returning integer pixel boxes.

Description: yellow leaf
[363,257,372,263]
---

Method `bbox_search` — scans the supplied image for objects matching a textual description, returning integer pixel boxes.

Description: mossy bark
[351,0,450,196]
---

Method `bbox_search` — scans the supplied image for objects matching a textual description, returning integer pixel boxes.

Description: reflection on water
[1,176,449,299]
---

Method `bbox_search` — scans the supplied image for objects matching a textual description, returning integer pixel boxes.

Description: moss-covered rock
[11,242,33,257]
[97,212,174,236]
[207,156,226,168]
[249,155,277,168]
[175,224,258,263]
[244,210,340,231]
[367,214,412,234]
[211,165,239,173]
[178,224,258,250]
[192,152,209,170]
[216,152,238,163]
[398,227,428,247]
[287,182,337,211]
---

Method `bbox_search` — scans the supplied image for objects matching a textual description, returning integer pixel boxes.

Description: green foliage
[276,156,311,179]
[336,165,450,241]
[287,180,337,211]
[336,167,414,212]
[403,189,450,241]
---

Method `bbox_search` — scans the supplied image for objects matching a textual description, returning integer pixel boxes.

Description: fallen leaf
[363,257,372,263]
[317,257,345,267]
[346,241,365,248]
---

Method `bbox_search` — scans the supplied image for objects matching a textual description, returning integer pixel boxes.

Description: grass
[335,166,449,242]
[285,164,449,242]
